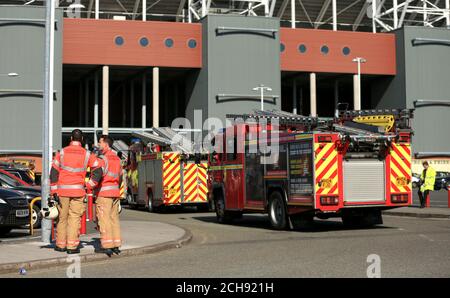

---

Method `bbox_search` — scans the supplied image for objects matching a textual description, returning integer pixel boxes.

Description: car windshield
[0,173,22,187]
[12,171,34,185]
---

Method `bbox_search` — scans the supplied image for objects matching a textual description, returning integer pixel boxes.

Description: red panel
[63,19,202,68]
[280,28,396,75]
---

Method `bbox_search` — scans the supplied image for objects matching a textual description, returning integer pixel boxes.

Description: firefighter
[95,135,123,257]
[50,129,102,254]
[418,161,436,208]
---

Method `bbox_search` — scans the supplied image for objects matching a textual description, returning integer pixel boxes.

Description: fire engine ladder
[336,109,414,131]
[131,131,173,147]
[153,127,196,154]
[227,109,330,129]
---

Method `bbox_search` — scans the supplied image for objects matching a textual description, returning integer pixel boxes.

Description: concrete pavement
[0,220,191,275]
[383,206,450,219]
[8,208,449,278]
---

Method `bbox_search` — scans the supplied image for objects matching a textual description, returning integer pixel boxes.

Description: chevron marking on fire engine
[163,153,181,204]
[390,143,412,193]
[183,163,208,203]
[314,143,339,195]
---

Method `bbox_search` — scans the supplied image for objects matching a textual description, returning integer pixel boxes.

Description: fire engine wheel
[147,192,157,213]
[268,191,288,230]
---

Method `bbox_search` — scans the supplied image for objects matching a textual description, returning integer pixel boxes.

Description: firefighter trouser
[56,196,85,249]
[96,197,122,249]
[418,190,430,207]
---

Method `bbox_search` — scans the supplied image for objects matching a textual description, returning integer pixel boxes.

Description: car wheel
[268,191,288,230]
[32,205,41,229]
[0,227,13,236]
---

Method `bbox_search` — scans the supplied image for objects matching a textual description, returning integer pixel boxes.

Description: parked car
[0,167,35,186]
[0,188,30,236]
[0,169,41,228]
[411,172,450,191]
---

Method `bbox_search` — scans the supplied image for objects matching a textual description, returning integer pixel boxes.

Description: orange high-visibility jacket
[97,149,123,198]
[50,141,102,197]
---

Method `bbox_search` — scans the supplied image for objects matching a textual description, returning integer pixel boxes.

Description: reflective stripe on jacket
[98,149,122,198]
[420,166,436,192]
[50,141,100,197]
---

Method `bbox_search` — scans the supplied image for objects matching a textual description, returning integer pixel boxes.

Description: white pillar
[142,73,147,129]
[153,67,159,128]
[143,0,147,21]
[291,0,296,28]
[122,86,126,127]
[188,0,192,23]
[353,74,361,110]
[94,72,99,144]
[334,79,339,111]
[95,0,99,19]
[372,0,377,33]
[130,80,135,127]
[310,73,317,117]
[264,0,270,16]
[332,0,337,31]
[292,78,297,114]
[202,0,207,17]
[446,0,450,27]
[393,0,398,29]
[84,79,89,127]
[102,66,109,135]
[423,0,427,26]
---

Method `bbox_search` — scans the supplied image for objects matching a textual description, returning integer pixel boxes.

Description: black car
[0,188,30,236]
[0,173,41,228]
[435,172,450,191]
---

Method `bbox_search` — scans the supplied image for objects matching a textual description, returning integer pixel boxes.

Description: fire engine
[127,127,209,212]
[208,109,414,229]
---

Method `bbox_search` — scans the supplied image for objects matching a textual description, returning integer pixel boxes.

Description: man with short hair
[95,135,123,256]
[50,129,102,254]
[418,161,436,208]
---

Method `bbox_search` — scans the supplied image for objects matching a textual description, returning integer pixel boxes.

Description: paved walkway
[0,220,191,274]
[383,206,450,219]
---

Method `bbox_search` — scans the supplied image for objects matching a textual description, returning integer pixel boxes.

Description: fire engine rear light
[320,196,339,206]
[318,136,332,143]
[391,194,408,204]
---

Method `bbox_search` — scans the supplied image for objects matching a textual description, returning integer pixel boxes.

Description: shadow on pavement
[191,214,394,233]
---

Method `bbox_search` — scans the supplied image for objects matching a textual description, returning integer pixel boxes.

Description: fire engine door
[224,135,244,210]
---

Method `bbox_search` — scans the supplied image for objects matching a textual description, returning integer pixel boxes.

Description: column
[291,0,296,28]
[310,73,317,117]
[84,79,89,127]
[142,73,147,129]
[102,66,109,135]
[94,72,99,144]
[153,67,159,128]
[292,78,297,114]
[130,80,135,127]
[353,74,361,111]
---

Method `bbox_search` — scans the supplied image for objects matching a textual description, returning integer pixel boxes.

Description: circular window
[342,46,351,56]
[280,43,285,52]
[188,39,197,49]
[139,37,149,47]
[298,44,307,53]
[165,38,174,48]
[114,36,124,46]
[321,45,329,55]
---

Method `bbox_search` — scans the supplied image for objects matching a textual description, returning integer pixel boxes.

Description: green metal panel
[0,5,63,152]
[186,15,281,129]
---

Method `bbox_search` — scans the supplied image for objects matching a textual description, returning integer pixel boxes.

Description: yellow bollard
[29,197,41,236]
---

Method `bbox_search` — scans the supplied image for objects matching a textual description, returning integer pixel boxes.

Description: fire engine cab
[208,109,414,229]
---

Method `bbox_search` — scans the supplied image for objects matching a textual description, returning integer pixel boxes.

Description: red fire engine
[208,109,414,229]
